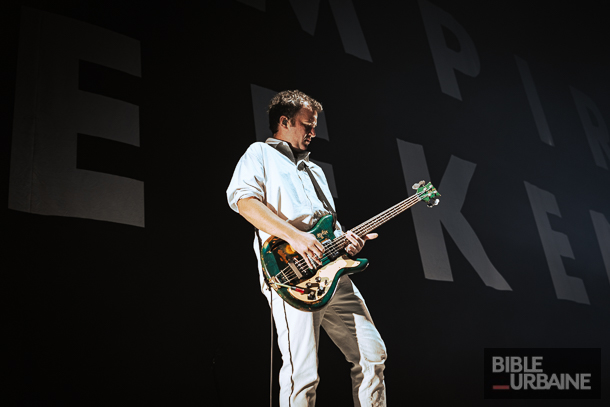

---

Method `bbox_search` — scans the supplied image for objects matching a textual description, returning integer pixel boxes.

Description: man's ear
[279,115,290,129]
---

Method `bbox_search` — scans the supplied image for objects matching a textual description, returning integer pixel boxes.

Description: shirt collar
[265,137,311,164]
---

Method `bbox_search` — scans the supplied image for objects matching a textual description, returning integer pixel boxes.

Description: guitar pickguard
[286,255,362,303]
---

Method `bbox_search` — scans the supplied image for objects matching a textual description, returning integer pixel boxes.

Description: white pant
[264,275,387,407]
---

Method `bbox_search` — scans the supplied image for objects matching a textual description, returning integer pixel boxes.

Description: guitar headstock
[412,180,441,207]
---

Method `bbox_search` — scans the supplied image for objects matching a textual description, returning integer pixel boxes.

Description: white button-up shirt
[227,137,342,261]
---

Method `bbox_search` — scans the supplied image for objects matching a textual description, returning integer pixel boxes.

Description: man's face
[285,105,318,151]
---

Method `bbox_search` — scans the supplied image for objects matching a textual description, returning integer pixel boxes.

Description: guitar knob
[307,292,316,301]
[306,282,312,288]
[317,287,325,296]
[315,277,321,282]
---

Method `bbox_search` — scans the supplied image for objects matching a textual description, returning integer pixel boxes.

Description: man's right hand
[237,197,324,269]
[287,230,324,270]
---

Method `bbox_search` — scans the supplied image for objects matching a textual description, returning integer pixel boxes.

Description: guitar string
[325,194,420,253]
[285,195,422,280]
[284,193,426,281]
[279,193,427,283]
[280,188,438,283]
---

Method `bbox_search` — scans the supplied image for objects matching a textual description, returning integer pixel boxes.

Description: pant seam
[282,300,295,407]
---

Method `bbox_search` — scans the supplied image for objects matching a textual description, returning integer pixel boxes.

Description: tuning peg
[426,199,440,208]
[412,180,426,190]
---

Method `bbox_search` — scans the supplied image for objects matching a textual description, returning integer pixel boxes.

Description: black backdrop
[3,1,609,406]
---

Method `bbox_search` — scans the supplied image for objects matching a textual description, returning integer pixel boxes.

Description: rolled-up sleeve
[227,143,266,213]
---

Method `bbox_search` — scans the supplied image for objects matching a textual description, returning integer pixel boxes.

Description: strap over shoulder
[301,162,338,230]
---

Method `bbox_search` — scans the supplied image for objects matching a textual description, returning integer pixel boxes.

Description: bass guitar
[260,181,440,311]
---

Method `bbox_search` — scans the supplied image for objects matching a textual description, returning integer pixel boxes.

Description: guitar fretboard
[326,192,423,253]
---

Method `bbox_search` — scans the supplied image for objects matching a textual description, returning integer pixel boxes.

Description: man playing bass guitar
[227,90,387,407]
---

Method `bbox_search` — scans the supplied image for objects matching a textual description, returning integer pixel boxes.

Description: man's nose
[309,127,316,137]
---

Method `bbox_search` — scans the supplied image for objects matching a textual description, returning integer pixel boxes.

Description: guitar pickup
[288,261,303,278]
[328,251,340,261]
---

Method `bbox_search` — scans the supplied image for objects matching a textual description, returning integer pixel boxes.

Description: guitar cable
[256,227,274,407]
[269,288,274,407]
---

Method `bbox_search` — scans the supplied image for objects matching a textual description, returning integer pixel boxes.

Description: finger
[309,244,324,261]
[313,241,325,257]
[301,251,314,269]
[311,251,323,265]
[349,233,365,250]
[353,231,365,244]
[304,240,323,263]
[346,231,361,245]
[308,255,319,268]
[314,239,325,252]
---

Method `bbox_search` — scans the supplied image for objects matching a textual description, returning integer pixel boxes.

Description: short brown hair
[267,90,323,134]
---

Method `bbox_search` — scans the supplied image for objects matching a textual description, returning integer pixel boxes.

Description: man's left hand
[345,231,378,256]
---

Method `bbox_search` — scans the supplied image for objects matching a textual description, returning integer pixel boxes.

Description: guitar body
[261,215,369,311]
[259,181,440,312]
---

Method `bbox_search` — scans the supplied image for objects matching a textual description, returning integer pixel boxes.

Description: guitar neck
[332,193,422,250]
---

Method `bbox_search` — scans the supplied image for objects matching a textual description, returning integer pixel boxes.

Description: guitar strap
[301,162,338,231]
